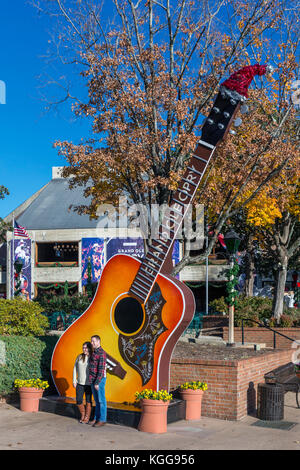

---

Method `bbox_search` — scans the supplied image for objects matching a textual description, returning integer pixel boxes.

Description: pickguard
[118,283,167,385]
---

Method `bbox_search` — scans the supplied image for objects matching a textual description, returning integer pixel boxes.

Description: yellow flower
[14,378,49,390]
[180,380,208,391]
[134,388,172,402]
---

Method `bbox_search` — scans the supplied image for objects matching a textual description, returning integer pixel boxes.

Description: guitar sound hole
[114,297,144,335]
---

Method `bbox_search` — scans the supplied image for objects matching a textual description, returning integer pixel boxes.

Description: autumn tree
[225,173,299,317]
[34,0,299,278]
[244,177,300,320]
[181,6,299,319]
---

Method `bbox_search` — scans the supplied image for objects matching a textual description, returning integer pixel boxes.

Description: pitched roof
[16,177,100,230]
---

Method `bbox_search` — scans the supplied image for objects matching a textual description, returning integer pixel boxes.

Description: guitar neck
[129,139,215,303]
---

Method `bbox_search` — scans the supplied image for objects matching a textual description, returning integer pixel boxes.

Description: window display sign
[11,239,32,299]
[81,238,105,285]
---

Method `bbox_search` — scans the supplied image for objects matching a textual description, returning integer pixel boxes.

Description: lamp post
[224,230,241,347]
[205,225,209,315]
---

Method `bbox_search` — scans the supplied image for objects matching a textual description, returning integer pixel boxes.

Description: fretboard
[129,139,215,303]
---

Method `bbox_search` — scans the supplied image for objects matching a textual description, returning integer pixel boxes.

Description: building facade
[1,167,230,309]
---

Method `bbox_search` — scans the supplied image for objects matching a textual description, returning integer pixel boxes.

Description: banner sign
[107,238,180,276]
[81,238,105,285]
[106,238,145,261]
[11,238,32,299]
[82,238,181,286]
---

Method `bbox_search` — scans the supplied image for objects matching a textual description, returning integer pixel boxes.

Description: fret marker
[133,281,149,294]
[137,271,153,284]
[193,154,207,164]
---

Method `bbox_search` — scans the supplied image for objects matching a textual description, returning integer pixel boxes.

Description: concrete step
[234,342,266,350]
[179,335,226,345]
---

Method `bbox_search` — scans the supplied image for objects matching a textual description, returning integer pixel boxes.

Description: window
[36,242,79,266]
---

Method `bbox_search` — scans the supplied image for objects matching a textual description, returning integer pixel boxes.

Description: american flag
[14,221,30,238]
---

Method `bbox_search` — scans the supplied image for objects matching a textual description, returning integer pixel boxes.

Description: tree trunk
[243,234,255,297]
[244,254,255,297]
[272,262,288,322]
[272,213,293,322]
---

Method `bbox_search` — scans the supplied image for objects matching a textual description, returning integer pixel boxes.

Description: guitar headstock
[201,64,272,147]
[201,92,243,147]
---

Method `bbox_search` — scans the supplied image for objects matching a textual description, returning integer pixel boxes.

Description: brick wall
[170,348,293,420]
[202,315,228,329]
[222,327,300,349]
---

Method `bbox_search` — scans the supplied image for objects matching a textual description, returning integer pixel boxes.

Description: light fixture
[224,230,241,255]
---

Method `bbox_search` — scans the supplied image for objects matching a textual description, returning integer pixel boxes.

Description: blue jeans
[91,378,107,422]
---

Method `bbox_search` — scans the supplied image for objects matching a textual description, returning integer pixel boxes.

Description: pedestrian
[73,342,93,424]
[89,335,107,427]
[288,291,295,309]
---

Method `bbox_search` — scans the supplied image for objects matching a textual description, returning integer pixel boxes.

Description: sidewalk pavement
[0,392,299,451]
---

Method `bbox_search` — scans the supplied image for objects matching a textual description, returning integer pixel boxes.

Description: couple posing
[73,335,107,427]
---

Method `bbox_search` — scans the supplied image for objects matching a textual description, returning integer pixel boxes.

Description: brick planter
[170,348,293,421]
[202,315,228,329]
[222,327,300,349]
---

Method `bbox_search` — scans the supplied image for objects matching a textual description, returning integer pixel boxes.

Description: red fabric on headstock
[221,64,267,98]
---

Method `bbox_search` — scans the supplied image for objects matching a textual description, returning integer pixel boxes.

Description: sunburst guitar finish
[51,254,195,403]
[51,64,257,403]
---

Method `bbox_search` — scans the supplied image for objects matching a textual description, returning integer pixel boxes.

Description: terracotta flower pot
[19,387,44,412]
[138,399,170,434]
[180,389,204,420]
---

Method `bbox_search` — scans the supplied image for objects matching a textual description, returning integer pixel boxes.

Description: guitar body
[52,63,264,404]
[51,254,195,403]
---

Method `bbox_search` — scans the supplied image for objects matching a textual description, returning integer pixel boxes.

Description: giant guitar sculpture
[51,64,272,403]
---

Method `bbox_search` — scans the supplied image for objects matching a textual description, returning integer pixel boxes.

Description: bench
[264,362,300,408]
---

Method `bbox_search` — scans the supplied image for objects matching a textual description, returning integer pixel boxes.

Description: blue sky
[0,1,223,220]
[1,2,294,219]
[0,1,91,218]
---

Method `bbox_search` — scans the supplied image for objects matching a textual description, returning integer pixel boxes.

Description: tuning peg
[207,118,214,125]
[229,129,236,135]
[213,107,220,113]
[218,123,225,130]
[223,111,230,119]
[234,117,243,127]
[266,64,275,74]
[240,104,249,114]
[230,99,237,105]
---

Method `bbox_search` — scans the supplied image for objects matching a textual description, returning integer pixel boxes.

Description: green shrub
[0,298,49,336]
[0,334,59,395]
[234,296,274,326]
[209,295,274,326]
[279,314,296,327]
[209,295,300,327]
[33,293,92,315]
[209,297,229,315]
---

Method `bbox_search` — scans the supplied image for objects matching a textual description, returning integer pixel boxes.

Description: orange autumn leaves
[200,87,299,232]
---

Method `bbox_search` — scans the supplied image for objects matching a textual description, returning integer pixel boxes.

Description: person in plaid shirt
[89,335,107,427]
